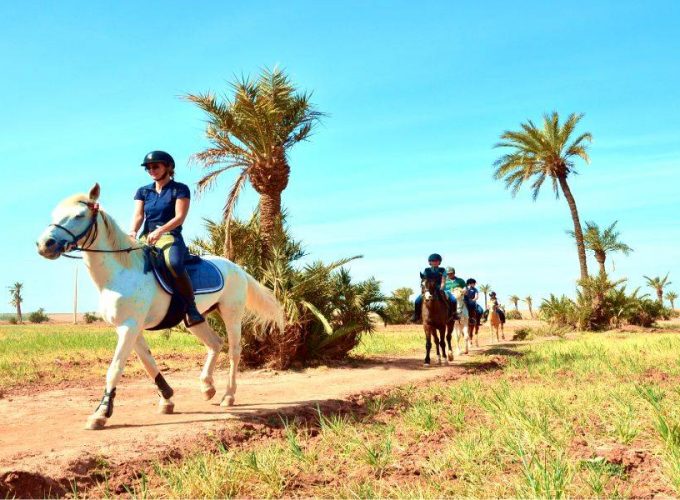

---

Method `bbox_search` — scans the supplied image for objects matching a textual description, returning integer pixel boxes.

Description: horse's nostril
[45,238,56,248]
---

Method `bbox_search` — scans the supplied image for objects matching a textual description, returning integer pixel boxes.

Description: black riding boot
[175,271,205,326]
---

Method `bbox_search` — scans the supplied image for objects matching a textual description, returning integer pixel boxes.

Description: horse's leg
[446,322,454,362]
[133,334,175,414]
[424,328,432,366]
[501,322,506,340]
[433,329,441,365]
[474,320,480,347]
[188,321,225,400]
[454,321,462,356]
[218,305,244,407]
[86,321,140,430]
[463,322,470,354]
[438,326,448,365]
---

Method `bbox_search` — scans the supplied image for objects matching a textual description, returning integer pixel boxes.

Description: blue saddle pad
[153,257,224,295]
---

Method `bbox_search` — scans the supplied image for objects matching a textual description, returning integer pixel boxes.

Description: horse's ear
[420,272,425,279]
[89,183,100,201]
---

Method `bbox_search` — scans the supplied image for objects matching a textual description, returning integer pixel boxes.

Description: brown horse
[421,274,449,366]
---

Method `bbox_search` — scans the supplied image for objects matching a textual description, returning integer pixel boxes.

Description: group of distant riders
[413,253,505,324]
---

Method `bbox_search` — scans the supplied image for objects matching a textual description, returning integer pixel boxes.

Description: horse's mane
[58,194,143,269]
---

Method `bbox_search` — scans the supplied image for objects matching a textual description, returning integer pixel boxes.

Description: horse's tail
[244,274,286,332]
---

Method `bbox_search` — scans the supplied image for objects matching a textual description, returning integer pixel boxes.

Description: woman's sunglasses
[144,164,163,172]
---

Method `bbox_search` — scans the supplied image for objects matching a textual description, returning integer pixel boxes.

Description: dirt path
[0,341,510,495]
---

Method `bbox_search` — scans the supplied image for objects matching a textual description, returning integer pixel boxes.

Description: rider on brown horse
[413,253,456,322]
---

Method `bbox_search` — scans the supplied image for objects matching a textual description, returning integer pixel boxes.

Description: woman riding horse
[130,151,203,326]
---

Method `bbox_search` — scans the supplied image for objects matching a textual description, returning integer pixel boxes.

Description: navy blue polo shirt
[134,180,190,236]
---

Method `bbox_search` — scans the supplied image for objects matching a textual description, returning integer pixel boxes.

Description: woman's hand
[128,231,138,240]
[147,229,164,245]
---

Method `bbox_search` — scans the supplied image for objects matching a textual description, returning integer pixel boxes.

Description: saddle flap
[151,254,224,295]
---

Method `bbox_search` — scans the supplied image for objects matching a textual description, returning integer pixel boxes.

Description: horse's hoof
[456,350,461,356]
[437,358,442,365]
[85,416,107,430]
[158,400,175,414]
[220,395,235,407]
[447,353,453,362]
[202,386,217,401]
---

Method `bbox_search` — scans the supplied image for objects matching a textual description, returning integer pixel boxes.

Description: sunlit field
[0,324,205,391]
[98,330,680,498]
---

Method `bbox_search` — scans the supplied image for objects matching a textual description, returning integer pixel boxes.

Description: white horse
[450,287,472,355]
[36,184,284,430]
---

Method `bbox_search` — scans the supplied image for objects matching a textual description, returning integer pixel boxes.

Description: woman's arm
[129,200,145,239]
[146,198,189,244]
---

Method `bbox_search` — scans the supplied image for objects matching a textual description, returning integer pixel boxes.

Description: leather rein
[50,201,143,260]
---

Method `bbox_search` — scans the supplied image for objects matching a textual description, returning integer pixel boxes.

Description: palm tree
[666,291,678,310]
[567,220,632,275]
[524,295,534,318]
[8,282,23,323]
[185,68,324,259]
[509,295,520,312]
[494,112,592,280]
[644,274,672,304]
[479,284,491,309]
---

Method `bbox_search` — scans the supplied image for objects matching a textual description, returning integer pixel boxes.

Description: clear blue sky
[1,1,679,313]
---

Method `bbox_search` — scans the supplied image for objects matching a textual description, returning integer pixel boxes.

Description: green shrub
[540,275,668,331]
[512,327,533,340]
[83,312,100,324]
[384,287,414,324]
[505,310,523,320]
[190,215,385,369]
[28,308,49,324]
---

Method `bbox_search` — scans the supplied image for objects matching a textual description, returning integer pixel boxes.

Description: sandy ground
[0,330,511,496]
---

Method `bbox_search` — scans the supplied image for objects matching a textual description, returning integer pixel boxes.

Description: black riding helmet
[466,278,476,285]
[141,151,175,168]
[428,253,442,262]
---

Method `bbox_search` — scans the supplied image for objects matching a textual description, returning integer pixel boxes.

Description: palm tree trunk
[483,293,487,309]
[259,190,282,259]
[558,176,588,280]
[16,303,22,323]
[671,299,676,310]
[657,289,664,304]
[595,253,606,276]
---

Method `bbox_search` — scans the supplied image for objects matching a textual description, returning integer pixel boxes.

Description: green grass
[111,331,680,498]
[352,327,424,356]
[0,324,204,391]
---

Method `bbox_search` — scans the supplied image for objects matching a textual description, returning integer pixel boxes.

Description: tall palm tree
[567,220,632,275]
[644,274,672,304]
[666,291,678,310]
[524,295,534,318]
[494,112,592,280]
[8,282,23,323]
[509,295,520,312]
[479,284,491,309]
[185,68,324,258]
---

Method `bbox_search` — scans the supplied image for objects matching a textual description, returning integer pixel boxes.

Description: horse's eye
[74,214,85,219]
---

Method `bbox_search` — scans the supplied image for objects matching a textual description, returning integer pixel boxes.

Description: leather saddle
[144,249,224,331]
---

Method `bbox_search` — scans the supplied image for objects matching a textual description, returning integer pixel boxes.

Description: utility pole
[73,264,78,324]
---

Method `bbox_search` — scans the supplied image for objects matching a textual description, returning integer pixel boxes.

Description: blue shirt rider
[413,253,456,322]
[129,151,204,326]
[465,278,479,312]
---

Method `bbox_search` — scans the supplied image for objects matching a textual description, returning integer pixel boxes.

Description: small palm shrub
[28,308,49,324]
[505,310,523,320]
[83,312,100,324]
[384,287,414,325]
[540,274,668,330]
[190,215,385,369]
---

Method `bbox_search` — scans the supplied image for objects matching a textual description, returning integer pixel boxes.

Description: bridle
[49,201,143,259]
